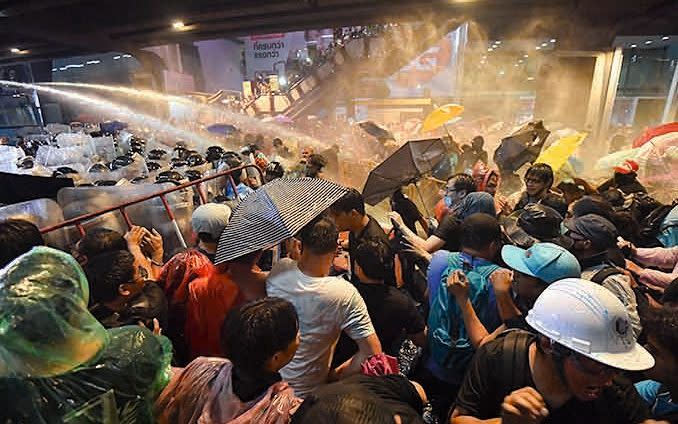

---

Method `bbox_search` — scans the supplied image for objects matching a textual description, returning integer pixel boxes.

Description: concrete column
[598,47,624,139]
[662,60,678,123]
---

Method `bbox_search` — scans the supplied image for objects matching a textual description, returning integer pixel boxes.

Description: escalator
[243,19,460,119]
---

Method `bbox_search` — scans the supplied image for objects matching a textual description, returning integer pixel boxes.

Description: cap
[526,278,654,371]
[613,159,639,175]
[501,242,581,284]
[564,214,618,249]
[191,203,232,240]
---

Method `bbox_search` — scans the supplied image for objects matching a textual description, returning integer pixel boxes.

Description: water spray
[41,81,330,153]
[0,80,217,148]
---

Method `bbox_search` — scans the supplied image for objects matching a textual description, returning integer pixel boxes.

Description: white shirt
[266,258,375,397]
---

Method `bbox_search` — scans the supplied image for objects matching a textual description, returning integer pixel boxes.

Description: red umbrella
[632,122,678,148]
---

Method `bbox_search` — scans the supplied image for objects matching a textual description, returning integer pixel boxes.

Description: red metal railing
[40,164,263,248]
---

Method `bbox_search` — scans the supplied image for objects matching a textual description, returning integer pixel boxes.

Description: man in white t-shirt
[267,216,382,397]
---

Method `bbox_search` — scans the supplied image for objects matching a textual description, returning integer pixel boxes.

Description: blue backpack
[427,251,501,382]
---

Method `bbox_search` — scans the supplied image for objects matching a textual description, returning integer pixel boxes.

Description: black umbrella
[362,138,448,207]
[493,120,550,174]
[358,120,395,141]
[215,178,349,264]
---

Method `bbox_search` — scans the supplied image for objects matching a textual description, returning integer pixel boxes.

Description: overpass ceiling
[0,0,676,65]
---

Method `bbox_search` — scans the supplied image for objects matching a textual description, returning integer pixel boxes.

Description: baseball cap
[502,242,581,284]
[191,203,232,240]
[564,214,618,249]
[613,159,639,175]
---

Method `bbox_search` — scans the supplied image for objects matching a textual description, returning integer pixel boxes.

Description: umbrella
[215,178,349,263]
[535,132,587,172]
[632,122,678,148]
[362,138,448,206]
[493,120,550,174]
[421,103,464,133]
[358,121,394,140]
[207,124,237,136]
[99,121,128,134]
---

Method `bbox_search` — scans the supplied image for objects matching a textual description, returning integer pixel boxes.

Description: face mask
[444,196,453,208]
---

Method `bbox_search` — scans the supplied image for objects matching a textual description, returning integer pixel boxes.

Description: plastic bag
[0,247,172,424]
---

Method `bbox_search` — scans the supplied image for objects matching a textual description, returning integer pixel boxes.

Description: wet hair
[0,219,44,268]
[197,232,218,244]
[77,228,127,258]
[661,278,678,306]
[354,239,392,281]
[84,250,135,304]
[643,306,678,356]
[449,173,477,194]
[525,163,554,188]
[539,193,568,218]
[298,216,339,255]
[571,195,615,221]
[221,297,298,372]
[229,249,263,266]
[460,213,501,251]
[292,393,397,424]
[331,188,365,216]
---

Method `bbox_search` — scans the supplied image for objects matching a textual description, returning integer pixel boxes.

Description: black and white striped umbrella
[215,177,349,264]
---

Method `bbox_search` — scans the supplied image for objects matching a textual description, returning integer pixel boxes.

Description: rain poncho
[155,357,300,424]
[0,247,172,423]
[157,250,214,365]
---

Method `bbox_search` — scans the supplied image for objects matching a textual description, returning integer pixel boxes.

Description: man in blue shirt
[635,306,678,421]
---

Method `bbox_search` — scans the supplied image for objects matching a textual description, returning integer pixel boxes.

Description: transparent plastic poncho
[0,246,107,377]
[0,247,172,423]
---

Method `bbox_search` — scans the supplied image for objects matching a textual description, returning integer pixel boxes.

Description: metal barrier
[40,164,264,248]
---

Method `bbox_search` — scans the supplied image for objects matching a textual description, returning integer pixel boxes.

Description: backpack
[590,265,663,313]
[640,201,678,246]
[427,252,501,381]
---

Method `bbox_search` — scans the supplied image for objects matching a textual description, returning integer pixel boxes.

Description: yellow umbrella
[421,103,464,133]
[535,132,587,171]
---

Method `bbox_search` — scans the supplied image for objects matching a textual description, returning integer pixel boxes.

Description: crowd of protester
[0,128,677,424]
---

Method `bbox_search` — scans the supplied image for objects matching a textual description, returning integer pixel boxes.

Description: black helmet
[265,161,285,182]
[156,170,184,186]
[155,171,184,181]
[17,156,34,169]
[173,146,188,160]
[54,166,78,177]
[184,169,203,181]
[110,155,133,170]
[170,158,187,169]
[129,142,145,155]
[503,203,572,249]
[186,153,206,167]
[88,163,109,173]
[206,145,225,162]
[222,151,242,169]
[148,149,168,161]
[146,161,161,171]
[94,180,117,186]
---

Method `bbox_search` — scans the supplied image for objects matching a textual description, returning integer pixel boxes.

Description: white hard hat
[525,278,654,371]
